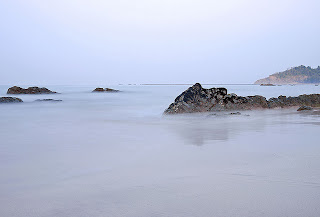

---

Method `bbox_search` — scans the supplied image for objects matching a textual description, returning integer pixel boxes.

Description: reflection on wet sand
[165,109,305,146]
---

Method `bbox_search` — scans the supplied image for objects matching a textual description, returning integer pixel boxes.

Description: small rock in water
[7,86,57,94]
[207,113,218,117]
[92,87,119,92]
[260,84,275,86]
[0,97,23,103]
[230,112,241,115]
[297,106,313,111]
[35,99,62,102]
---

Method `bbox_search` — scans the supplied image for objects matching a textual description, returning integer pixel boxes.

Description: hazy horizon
[1,0,320,85]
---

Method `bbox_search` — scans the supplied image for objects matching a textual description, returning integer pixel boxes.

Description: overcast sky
[1,0,320,85]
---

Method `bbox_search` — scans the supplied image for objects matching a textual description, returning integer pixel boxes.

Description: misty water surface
[0,84,320,217]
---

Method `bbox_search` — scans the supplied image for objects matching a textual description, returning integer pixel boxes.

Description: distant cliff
[254,65,320,85]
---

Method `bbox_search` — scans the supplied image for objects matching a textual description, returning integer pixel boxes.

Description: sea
[0,84,320,217]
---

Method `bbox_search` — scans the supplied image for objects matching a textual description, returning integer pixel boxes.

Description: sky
[0,0,320,85]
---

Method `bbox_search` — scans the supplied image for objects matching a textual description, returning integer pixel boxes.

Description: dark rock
[0,97,23,103]
[297,106,313,111]
[260,84,275,86]
[35,99,62,102]
[92,87,119,92]
[165,83,227,113]
[7,86,57,94]
[93,87,105,92]
[164,83,320,114]
[268,94,320,108]
[230,112,241,115]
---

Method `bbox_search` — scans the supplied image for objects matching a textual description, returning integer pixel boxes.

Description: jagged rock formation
[92,87,119,92]
[7,86,57,94]
[164,83,320,114]
[0,97,23,103]
[255,65,320,85]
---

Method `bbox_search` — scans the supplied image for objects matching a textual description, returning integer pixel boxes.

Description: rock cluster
[164,83,320,114]
[7,86,57,94]
[0,97,23,103]
[92,87,119,92]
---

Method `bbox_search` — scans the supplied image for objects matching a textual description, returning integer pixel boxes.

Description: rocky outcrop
[92,87,119,92]
[0,97,23,103]
[297,106,313,111]
[7,86,57,94]
[267,94,320,108]
[164,83,320,114]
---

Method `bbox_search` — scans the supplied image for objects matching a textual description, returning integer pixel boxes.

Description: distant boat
[260,83,275,86]
[316,84,319,86]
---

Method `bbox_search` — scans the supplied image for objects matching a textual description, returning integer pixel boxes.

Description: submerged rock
[35,99,62,102]
[0,97,23,103]
[92,87,119,92]
[260,84,275,86]
[7,86,57,94]
[230,112,241,115]
[164,83,320,114]
[297,106,313,111]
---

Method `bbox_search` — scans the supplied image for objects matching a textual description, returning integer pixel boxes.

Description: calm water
[1,84,320,217]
